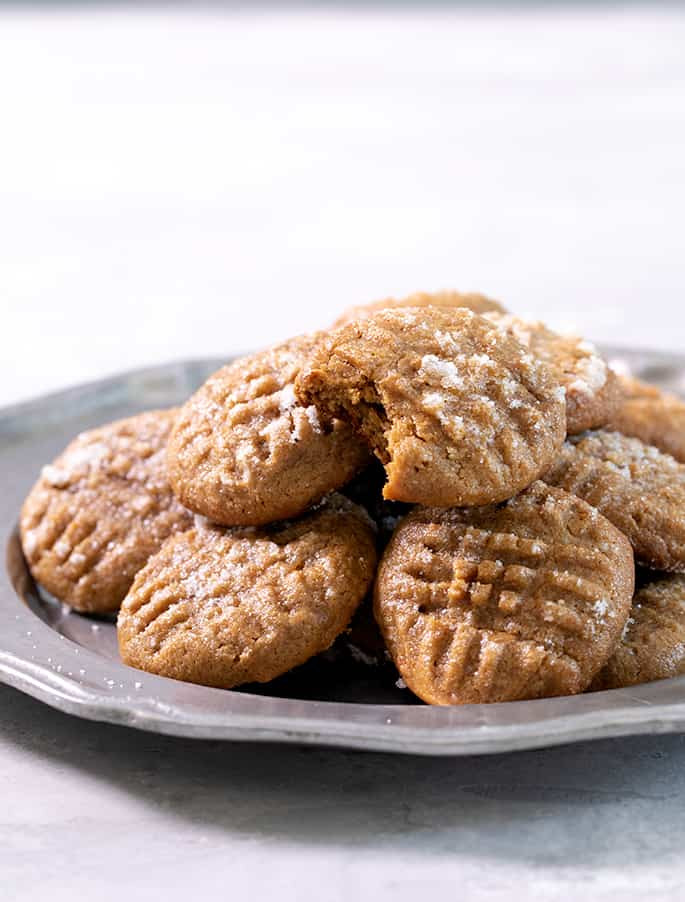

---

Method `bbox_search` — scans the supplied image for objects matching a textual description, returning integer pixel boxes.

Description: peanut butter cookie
[20,410,192,614]
[118,495,378,688]
[484,313,621,434]
[374,482,634,704]
[591,573,685,690]
[296,307,566,506]
[333,289,506,327]
[607,375,685,462]
[543,430,685,572]
[167,334,370,526]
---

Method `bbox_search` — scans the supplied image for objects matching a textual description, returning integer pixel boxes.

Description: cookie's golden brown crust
[591,573,685,690]
[20,410,192,614]
[543,430,685,572]
[296,308,566,507]
[118,495,378,688]
[167,334,370,526]
[374,482,634,704]
[484,313,621,434]
[333,290,506,327]
[607,376,685,463]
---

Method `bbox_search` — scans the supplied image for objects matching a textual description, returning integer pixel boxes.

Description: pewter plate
[2,350,685,756]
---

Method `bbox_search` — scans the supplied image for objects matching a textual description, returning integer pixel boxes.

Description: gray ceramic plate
[2,350,685,756]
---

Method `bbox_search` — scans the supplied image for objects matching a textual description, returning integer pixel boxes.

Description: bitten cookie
[607,375,685,463]
[543,430,685,572]
[591,573,685,690]
[333,289,506,327]
[167,334,370,526]
[296,307,566,506]
[484,313,621,434]
[374,482,634,705]
[20,410,192,614]
[118,495,378,688]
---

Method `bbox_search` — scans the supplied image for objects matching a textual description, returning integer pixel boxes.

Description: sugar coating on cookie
[374,482,634,705]
[333,289,506,328]
[483,313,621,434]
[117,495,378,688]
[607,375,685,463]
[296,307,567,507]
[20,409,192,614]
[591,573,685,690]
[543,430,685,572]
[167,334,370,526]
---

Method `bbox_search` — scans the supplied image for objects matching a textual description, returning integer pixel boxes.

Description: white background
[1,5,684,407]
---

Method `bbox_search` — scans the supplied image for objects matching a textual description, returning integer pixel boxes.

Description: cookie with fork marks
[118,494,377,688]
[296,307,566,507]
[20,409,192,614]
[543,430,685,572]
[167,334,370,526]
[374,482,634,704]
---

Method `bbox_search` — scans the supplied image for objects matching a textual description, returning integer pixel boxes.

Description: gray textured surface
[2,679,684,901]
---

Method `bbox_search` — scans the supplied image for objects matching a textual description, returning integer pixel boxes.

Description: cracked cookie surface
[333,289,506,327]
[374,482,634,704]
[543,430,685,572]
[484,313,621,434]
[117,495,378,688]
[167,334,370,526]
[591,572,685,690]
[20,409,192,613]
[296,307,566,506]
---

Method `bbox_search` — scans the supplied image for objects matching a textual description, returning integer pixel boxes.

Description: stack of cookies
[19,291,685,704]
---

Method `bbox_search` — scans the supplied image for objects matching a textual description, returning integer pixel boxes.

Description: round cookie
[543,430,685,572]
[333,289,506,328]
[20,409,192,614]
[591,573,685,690]
[483,313,621,434]
[167,334,370,526]
[296,307,566,507]
[607,375,685,463]
[117,495,378,688]
[374,482,634,705]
